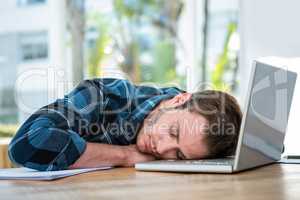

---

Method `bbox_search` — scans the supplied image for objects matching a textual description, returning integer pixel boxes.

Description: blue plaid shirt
[8,78,183,171]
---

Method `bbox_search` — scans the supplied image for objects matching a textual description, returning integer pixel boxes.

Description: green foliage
[211,22,238,91]
[87,0,185,86]
[150,40,176,83]
[113,0,159,18]
[87,13,112,78]
[120,41,141,82]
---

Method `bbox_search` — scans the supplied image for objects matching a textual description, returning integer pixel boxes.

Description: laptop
[135,60,297,173]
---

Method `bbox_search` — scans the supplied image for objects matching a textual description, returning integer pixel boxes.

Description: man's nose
[155,133,178,157]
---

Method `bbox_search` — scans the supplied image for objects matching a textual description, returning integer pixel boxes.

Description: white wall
[177,0,203,92]
[239,0,300,155]
[17,0,70,122]
[0,0,70,122]
[0,0,50,33]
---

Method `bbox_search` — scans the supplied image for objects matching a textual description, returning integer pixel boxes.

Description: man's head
[136,90,242,160]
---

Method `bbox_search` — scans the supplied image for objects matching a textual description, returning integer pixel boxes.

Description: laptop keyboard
[162,158,234,166]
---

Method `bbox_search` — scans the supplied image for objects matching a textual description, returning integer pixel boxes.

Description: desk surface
[0,164,300,200]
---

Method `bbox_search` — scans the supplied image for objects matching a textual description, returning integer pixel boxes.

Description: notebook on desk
[0,166,112,181]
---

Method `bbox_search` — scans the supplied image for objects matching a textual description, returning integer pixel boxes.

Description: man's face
[136,108,209,160]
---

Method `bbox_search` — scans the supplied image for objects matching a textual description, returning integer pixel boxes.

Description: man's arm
[8,79,153,171]
[69,142,155,169]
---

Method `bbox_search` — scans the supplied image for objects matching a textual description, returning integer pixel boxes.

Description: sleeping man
[8,78,242,171]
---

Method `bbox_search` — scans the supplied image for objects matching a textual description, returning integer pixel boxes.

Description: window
[85,0,186,88]
[19,32,48,62]
[18,0,46,6]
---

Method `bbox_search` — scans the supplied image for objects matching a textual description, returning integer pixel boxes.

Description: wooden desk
[0,138,13,168]
[0,164,299,200]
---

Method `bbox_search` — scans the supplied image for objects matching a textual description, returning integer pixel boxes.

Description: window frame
[17,0,47,7]
[18,31,49,63]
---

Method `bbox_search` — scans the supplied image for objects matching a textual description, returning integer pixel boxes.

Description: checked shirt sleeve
[8,79,105,171]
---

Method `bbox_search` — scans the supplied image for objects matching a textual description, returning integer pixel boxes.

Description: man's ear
[168,93,192,107]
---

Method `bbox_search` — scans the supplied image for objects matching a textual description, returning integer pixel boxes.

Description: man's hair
[179,90,242,158]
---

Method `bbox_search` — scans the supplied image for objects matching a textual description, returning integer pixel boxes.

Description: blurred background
[0,0,300,166]
[0,0,239,131]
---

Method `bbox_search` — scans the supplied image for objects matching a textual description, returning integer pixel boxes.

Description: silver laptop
[135,61,297,173]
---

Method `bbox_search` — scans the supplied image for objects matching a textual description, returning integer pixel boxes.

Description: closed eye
[176,150,185,160]
[169,124,179,138]
[169,123,185,160]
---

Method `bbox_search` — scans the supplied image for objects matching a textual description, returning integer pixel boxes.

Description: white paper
[279,157,300,164]
[0,166,112,181]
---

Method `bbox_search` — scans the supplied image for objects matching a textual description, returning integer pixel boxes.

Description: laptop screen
[234,61,297,171]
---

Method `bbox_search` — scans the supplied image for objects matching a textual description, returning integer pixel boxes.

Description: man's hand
[69,143,156,169]
[122,145,156,167]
